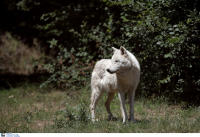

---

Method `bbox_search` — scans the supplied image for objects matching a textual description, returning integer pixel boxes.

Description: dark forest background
[1,0,200,103]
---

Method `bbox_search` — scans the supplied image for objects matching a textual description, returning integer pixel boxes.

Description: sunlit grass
[0,84,200,133]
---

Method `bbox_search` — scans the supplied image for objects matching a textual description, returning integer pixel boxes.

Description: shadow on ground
[0,72,50,89]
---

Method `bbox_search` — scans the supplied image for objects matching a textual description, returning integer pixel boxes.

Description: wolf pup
[90,46,140,124]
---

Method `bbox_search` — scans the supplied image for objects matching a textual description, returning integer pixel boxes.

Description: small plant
[54,103,91,128]
[22,111,33,124]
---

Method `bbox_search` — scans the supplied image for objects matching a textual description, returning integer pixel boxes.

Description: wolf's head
[107,46,132,74]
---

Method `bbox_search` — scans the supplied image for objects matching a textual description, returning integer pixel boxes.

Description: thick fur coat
[90,46,140,123]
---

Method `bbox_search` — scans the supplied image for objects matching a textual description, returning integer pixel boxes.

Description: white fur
[90,46,140,124]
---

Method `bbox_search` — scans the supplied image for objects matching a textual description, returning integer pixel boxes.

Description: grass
[0,84,200,133]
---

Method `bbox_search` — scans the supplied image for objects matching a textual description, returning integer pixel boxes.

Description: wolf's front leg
[118,91,128,124]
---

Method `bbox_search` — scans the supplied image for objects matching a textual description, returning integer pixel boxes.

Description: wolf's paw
[128,118,137,123]
[91,118,99,123]
[108,116,117,121]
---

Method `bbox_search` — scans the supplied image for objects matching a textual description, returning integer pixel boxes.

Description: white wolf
[90,46,140,123]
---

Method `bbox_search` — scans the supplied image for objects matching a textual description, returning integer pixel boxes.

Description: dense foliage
[1,0,200,99]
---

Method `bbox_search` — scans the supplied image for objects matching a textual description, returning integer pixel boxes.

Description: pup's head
[106,46,131,74]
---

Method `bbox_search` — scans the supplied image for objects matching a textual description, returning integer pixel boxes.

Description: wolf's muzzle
[106,68,111,73]
[106,68,116,74]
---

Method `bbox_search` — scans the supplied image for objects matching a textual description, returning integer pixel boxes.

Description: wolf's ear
[112,47,117,54]
[120,46,128,57]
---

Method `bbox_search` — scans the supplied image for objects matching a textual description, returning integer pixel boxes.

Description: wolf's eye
[115,60,119,63]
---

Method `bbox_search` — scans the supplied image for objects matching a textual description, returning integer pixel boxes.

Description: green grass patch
[0,84,200,133]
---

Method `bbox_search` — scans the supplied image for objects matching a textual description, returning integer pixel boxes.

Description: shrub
[5,0,200,98]
[54,103,90,128]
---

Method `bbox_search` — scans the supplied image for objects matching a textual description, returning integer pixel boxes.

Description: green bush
[3,0,200,98]
[54,103,90,128]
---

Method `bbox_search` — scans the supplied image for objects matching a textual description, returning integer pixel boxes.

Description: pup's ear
[120,46,128,57]
[112,47,117,54]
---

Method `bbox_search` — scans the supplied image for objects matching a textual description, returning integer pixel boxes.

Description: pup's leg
[105,93,116,120]
[118,91,128,124]
[90,87,103,122]
[128,91,136,123]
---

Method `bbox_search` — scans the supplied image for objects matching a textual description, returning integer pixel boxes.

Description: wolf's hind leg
[90,87,103,122]
[105,93,117,121]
